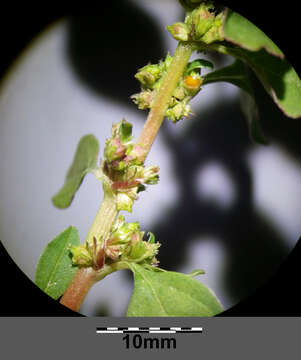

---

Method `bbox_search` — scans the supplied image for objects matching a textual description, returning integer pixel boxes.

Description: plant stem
[138,42,194,158]
[85,190,118,246]
[60,190,118,312]
[60,267,98,312]
[60,262,130,311]
[60,41,194,313]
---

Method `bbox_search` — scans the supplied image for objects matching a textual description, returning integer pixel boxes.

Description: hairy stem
[60,267,98,312]
[85,190,118,247]
[60,262,130,311]
[60,41,193,313]
[138,42,194,158]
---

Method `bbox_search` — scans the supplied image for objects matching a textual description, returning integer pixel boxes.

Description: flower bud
[111,220,140,244]
[201,14,224,44]
[142,166,160,185]
[131,90,153,110]
[167,22,189,41]
[116,192,134,212]
[104,137,126,163]
[173,86,186,101]
[125,241,148,261]
[124,144,147,165]
[135,64,162,88]
[166,101,191,123]
[69,245,93,267]
[116,188,138,212]
[114,119,133,144]
[191,5,215,39]
[105,244,125,261]
[111,160,126,171]
[123,240,160,265]
[104,119,133,163]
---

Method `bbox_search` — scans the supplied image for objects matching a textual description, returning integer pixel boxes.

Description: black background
[0,0,300,317]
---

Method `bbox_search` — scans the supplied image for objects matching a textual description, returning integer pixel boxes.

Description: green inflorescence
[102,119,159,212]
[173,1,224,44]
[132,54,214,123]
[69,119,161,269]
[70,215,160,269]
[105,215,160,266]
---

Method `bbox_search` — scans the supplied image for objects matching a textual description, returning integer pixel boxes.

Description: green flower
[104,217,160,266]
[166,101,191,123]
[122,238,160,265]
[116,192,135,212]
[142,166,160,185]
[167,22,190,41]
[69,245,93,267]
[131,90,154,110]
[135,64,162,88]
[102,120,160,213]
[110,216,140,244]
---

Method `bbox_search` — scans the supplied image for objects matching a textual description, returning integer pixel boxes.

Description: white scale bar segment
[96,327,203,334]
[96,330,123,334]
[149,331,176,334]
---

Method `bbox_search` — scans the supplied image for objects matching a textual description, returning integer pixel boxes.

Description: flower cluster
[103,119,159,212]
[132,54,213,123]
[70,216,160,269]
[105,215,160,266]
[168,1,224,44]
[131,54,172,112]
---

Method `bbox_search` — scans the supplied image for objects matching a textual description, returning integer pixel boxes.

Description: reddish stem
[59,267,98,312]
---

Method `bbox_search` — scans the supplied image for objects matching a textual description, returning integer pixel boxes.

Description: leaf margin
[35,226,80,300]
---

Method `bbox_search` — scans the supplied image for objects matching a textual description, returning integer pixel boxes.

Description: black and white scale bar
[96,327,202,334]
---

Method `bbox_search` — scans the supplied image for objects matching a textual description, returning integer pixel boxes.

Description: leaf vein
[134,265,169,316]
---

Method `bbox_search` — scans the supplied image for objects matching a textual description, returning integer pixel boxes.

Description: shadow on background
[65,4,298,314]
[66,1,165,106]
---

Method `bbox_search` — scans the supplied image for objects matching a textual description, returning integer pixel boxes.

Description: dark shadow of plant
[66,2,165,106]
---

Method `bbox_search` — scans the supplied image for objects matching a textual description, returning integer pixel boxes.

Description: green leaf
[186,59,214,75]
[222,9,283,58]
[203,59,253,95]
[203,60,268,144]
[52,135,99,208]
[240,90,268,145]
[118,119,133,144]
[35,227,80,300]
[188,269,206,277]
[218,9,301,119]
[126,263,223,317]
[234,48,301,119]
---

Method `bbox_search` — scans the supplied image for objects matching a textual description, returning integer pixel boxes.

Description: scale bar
[96,327,203,334]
